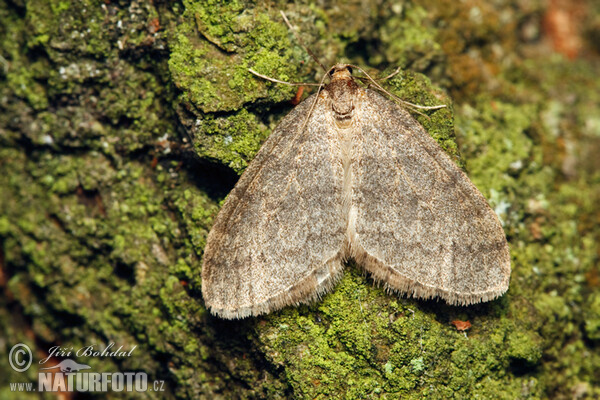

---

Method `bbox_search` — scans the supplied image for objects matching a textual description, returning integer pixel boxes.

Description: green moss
[166,1,313,177]
[0,0,231,396]
[373,4,443,70]
[192,108,269,173]
[6,66,49,110]
[0,4,48,110]
[168,1,296,113]
[584,293,600,341]
[256,266,545,399]
[507,331,543,364]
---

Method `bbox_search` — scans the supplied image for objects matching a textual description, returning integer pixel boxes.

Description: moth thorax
[326,78,358,128]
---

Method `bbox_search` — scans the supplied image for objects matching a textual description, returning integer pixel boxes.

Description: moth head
[329,64,353,81]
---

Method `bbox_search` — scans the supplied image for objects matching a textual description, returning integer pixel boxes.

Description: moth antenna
[280,11,327,72]
[248,69,321,86]
[376,66,402,82]
[347,64,446,112]
[354,67,400,85]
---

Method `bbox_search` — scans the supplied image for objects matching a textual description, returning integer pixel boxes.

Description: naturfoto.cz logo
[8,343,165,393]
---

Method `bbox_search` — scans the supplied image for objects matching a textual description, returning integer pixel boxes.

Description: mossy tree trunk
[1,0,599,399]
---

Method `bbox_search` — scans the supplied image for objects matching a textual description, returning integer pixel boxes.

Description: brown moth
[200,61,511,319]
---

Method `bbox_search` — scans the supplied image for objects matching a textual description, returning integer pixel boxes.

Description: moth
[201,16,510,320]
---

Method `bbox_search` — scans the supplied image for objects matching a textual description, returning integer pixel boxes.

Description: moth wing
[202,94,347,319]
[350,89,510,305]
